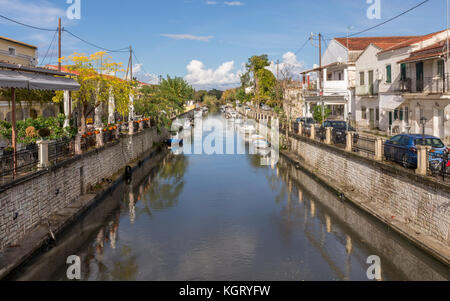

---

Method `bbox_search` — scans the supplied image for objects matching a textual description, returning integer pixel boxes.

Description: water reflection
[10,114,450,281]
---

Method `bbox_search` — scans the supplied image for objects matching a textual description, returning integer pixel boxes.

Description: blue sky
[0,0,448,89]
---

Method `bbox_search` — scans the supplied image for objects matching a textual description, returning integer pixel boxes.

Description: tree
[208,89,223,100]
[221,88,237,102]
[313,105,331,124]
[135,76,194,129]
[194,90,208,102]
[54,51,131,134]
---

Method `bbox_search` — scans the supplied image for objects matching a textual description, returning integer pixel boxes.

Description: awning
[0,69,80,91]
[379,94,405,111]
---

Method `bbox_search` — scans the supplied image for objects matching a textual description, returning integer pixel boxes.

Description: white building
[301,37,415,121]
[354,29,450,143]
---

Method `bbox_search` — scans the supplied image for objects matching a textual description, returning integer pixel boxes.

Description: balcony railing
[400,75,450,94]
[356,84,375,96]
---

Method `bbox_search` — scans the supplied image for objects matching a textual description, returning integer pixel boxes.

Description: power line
[132,49,149,75]
[0,13,56,31]
[63,29,129,53]
[348,0,431,37]
[38,30,58,66]
[294,37,312,55]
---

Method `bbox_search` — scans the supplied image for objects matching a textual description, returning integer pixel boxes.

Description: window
[401,64,407,81]
[438,60,445,78]
[8,47,16,56]
[361,106,367,120]
[399,136,411,146]
[386,65,392,83]
[360,72,365,85]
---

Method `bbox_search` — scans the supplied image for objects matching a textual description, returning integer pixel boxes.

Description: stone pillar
[139,120,144,132]
[346,132,353,152]
[375,138,383,161]
[75,134,82,155]
[94,103,103,128]
[108,89,115,125]
[129,121,135,135]
[147,119,151,128]
[310,124,316,140]
[416,145,431,176]
[37,140,50,169]
[96,130,104,148]
[325,127,332,144]
[298,122,303,135]
[128,94,135,121]
[63,90,70,128]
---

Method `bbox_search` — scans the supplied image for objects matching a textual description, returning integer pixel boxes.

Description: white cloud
[0,0,65,28]
[266,52,305,79]
[160,34,213,42]
[133,63,143,74]
[131,64,160,84]
[184,60,242,90]
[206,1,218,4]
[224,1,244,6]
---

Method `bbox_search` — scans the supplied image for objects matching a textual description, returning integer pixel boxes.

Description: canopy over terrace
[0,62,80,175]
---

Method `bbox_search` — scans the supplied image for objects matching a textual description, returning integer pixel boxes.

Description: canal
[10,114,450,281]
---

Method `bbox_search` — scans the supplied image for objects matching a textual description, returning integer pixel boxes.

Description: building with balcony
[351,29,450,142]
[0,37,61,123]
[301,36,418,122]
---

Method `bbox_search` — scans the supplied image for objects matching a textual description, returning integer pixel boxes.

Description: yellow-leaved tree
[54,51,134,134]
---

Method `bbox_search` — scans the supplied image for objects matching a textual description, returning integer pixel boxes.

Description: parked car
[295,117,316,136]
[384,134,446,168]
[317,121,358,144]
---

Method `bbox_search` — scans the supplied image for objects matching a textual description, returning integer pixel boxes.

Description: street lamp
[420,117,427,145]
[347,112,352,132]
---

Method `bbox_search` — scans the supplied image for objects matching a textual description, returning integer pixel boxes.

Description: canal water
[11,114,450,281]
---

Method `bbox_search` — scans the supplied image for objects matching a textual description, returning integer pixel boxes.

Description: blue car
[384,134,447,168]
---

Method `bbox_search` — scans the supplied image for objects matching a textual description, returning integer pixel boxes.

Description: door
[369,109,375,129]
[416,62,424,92]
[397,136,411,162]
[368,70,374,95]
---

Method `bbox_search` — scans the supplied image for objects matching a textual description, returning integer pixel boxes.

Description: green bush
[0,114,77,145]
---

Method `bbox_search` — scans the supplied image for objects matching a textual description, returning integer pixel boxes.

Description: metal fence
[427,149,450,180]
[49,138,74,164]
[81,135,96,151]
[353,135,376,156]
[0,145,39,178]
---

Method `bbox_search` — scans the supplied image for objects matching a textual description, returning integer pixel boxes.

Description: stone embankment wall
[0,128,163,251]
[286,133,450,264]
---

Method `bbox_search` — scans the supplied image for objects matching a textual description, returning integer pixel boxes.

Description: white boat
[251,134,265,141]
[253,139,270,149]
[235,118,243,124]
[240,124,255,134]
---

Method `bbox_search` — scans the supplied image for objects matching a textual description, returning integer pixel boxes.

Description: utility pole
[58,17,62,72]
[446,0,449,93]
[318,33,324,126]
[129,45,133,81]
